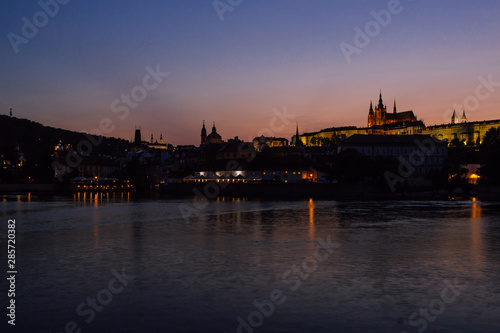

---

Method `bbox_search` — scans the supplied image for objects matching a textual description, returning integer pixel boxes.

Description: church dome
[207,122,222,143]
[208,132,221,140]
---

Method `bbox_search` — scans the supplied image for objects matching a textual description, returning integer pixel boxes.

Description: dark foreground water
[1,193,500,333]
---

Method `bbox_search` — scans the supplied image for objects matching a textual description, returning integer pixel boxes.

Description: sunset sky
[1,0,500,145]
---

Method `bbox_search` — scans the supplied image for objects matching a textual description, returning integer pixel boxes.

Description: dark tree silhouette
[479,127,500,183]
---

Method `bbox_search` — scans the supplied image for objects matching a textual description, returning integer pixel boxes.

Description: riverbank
[2,182,498,201]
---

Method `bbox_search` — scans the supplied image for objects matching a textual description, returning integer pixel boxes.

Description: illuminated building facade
[148,133,170,150]
[131,127,171,150]
[253,136,289,152]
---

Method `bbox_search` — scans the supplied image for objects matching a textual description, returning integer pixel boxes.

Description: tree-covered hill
[0,115,129,161]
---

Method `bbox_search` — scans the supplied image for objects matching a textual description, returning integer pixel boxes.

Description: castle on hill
[293,92,500,147]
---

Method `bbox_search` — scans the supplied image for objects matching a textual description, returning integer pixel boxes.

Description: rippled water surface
[1,193,500,332]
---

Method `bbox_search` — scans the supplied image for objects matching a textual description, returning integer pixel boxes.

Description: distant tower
[200,120,207,146]
[461,110,467,123]
[134,126,142,146]
[150,133,154,144]
[160,133,163,144]
[451,110,458,124]
[9,107,12,117]
[374,91,387,126]
[393,99,397,114]
[294,123,303,147]
[368,101,374,127]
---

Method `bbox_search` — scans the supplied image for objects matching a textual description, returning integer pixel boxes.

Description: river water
[1,193,499,333]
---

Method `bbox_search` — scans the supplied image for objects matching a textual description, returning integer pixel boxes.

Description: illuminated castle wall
[422,119,500,146]
[295,92,500,147]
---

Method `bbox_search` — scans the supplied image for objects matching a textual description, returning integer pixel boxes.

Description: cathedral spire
[461,110,467,123]
[378,90,385,111]
[201,121,207,146]
[201,120,207,134]
[369,101,374,113]
[452,109,458,124]
[294,122,303,147]
[393,99,397,114]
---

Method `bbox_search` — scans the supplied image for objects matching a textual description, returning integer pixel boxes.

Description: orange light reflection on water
[470,198,483,266]
[309,198,315,242]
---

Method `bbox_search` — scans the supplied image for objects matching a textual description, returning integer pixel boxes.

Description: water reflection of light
[74,191,126,206]
[309,198,315,241]
[27,192,31,202]
[470,198,483,267]
[471,197,481,219]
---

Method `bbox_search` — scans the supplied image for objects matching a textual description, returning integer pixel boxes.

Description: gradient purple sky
[1,0,500,145]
